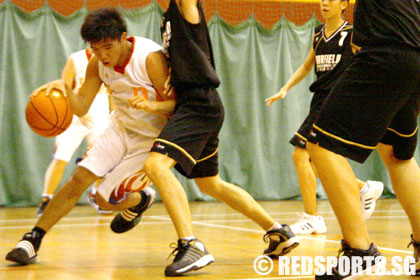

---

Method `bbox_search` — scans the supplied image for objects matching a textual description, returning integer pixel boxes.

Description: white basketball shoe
[360,180,384,220]
[290,213,327,234]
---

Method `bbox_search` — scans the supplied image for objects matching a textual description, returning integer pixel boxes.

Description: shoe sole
[342,264,377,280]
[98,210,113,215]
[165,254,215,276]
[291,228,327,235]
[265,237,300,258]
[5,250,37,265]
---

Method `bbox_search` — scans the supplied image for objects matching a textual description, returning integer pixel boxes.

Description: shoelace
[408,234,420,249]
[336,241,354,258]
[167,242,186,261]
[263,233,271,244]
[167,243,178,260]
[263,231,281,244]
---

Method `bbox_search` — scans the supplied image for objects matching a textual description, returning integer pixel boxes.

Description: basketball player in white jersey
[6,8,175,266]
[38,48,111,216]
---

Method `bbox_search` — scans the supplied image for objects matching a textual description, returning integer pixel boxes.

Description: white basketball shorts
[54,115,109,162]
[78,113,155,201]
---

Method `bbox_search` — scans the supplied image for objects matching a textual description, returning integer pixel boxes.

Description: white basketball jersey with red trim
[70,49,90,92]
[70,49,109,119]
[98,36,167,137]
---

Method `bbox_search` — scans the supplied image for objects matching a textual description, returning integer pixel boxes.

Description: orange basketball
[25,88,73,137]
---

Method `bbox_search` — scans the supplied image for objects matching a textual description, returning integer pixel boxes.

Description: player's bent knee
[385,150,412,166]
[195,176,222,196]
[377,143,410,166]
[144,153,174,177]
[143,158,159,178]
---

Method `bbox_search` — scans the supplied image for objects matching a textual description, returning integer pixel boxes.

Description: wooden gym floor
[0,199,417,279]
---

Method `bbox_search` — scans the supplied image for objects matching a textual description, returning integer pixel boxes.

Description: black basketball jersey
[309,22,354,96]
[161,0,220,90]
[353,0,420,49]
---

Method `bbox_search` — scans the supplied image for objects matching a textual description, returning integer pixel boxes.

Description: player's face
[90,37,125,68]
[320,0,347,20]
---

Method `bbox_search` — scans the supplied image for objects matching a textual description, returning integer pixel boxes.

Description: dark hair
[81,8,127,43]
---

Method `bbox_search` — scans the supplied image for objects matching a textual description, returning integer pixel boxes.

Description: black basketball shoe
[110,187,155,233]
[6,230,44,265]
[263,224,299,258]
[165,238,214,276]
[408,234,420,276]
[315,240,382,279]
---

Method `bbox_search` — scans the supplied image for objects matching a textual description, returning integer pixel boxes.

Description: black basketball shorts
[151,87,225,178]
[308,45,420,163]
[290,110,319,149]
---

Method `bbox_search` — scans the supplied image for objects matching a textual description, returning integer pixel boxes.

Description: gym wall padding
[0,1,394,206]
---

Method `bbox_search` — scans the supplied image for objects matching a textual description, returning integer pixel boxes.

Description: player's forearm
[65,85,90,117]
[149,99,176,117]
[283,66,312,92]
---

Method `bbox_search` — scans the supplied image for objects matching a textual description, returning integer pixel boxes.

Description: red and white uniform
[79,37,166,201]
[54,49,109,162]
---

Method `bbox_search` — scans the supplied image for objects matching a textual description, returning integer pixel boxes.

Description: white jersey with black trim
[98,36,167,137]
[70,49,109,120]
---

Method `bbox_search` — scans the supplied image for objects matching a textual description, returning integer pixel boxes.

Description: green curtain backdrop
[0,1,396,206]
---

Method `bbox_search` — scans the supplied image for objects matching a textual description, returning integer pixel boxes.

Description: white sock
[91,187,97,195]
[268,222,282,232]
[42,194,53,199]
[182,236,196,241]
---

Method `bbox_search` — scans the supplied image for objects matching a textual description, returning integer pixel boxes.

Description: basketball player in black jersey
[304,0,420,278]
[266,0,383,235]
[121,0,298,276]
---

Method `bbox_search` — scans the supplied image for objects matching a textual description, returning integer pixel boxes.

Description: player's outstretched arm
[265,44,316,107]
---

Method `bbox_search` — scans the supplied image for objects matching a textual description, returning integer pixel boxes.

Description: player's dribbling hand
[127,96,156,113]
[265,88,288,107]
[31,79,68,98]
